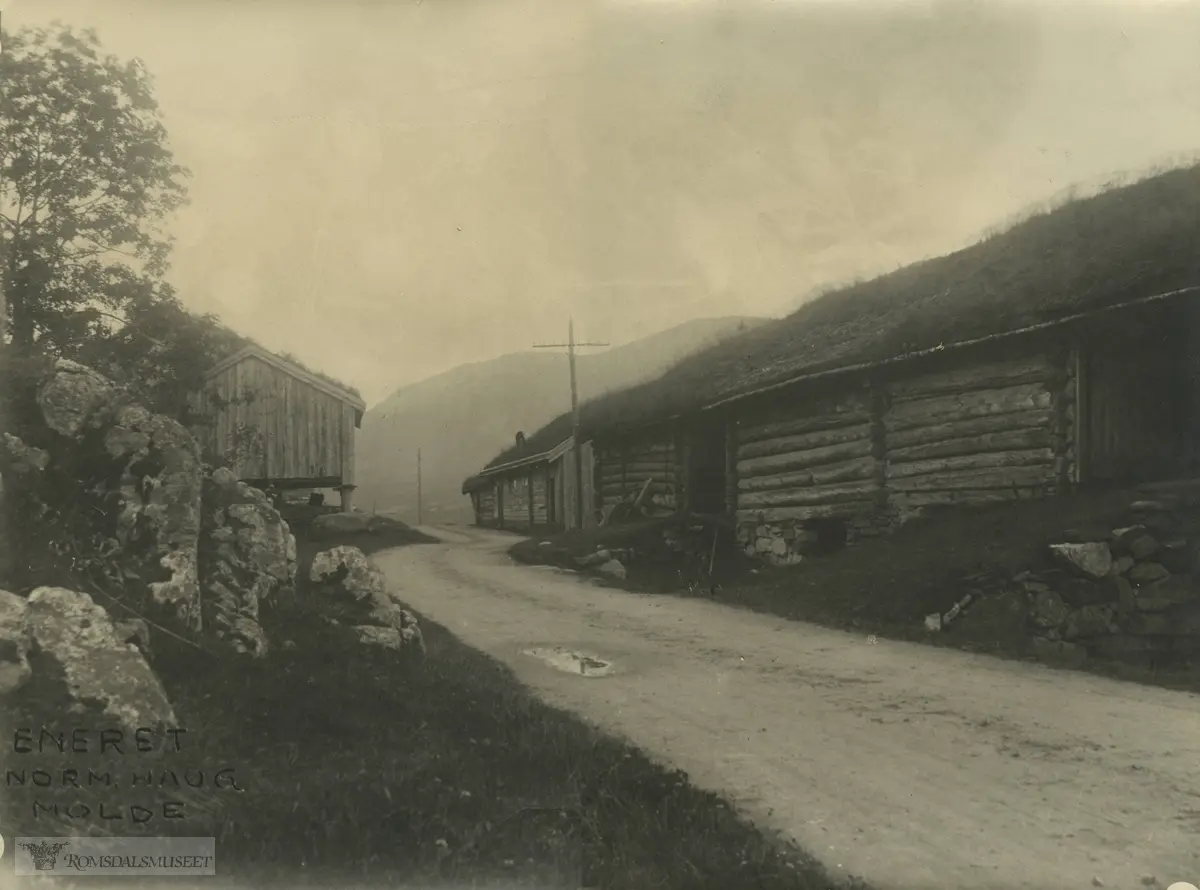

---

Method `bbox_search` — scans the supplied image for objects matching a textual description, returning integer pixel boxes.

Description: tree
[0,23,189,355]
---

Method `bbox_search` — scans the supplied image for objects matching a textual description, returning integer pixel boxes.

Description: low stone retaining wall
[936,488,1200,665]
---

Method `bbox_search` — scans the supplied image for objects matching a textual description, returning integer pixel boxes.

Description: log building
[472,164,1200,561]
[463,434,596,532]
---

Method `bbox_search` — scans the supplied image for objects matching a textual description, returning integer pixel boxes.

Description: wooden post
[532,319,608,530]
[417,447,423,525]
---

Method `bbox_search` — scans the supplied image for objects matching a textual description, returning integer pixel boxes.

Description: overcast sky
[8,0,1200,405]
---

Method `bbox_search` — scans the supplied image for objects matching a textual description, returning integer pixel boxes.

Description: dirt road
[376,527,1200,890]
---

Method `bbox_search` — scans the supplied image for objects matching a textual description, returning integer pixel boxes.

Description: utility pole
[417,447,423,526]
[534,318,608,529]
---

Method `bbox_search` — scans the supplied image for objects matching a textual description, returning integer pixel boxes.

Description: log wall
[476,487,497,524]
[731,346,1078,565]
[595,430,679,514]
[882,352,1064,516]
[733,384,883,564]
[503,473,532,525]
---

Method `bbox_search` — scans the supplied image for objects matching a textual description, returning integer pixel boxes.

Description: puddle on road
[522,646,615,677]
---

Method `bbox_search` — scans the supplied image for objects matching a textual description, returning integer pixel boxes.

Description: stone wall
[936,488,1200,665]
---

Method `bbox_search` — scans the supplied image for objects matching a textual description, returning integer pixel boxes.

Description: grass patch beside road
[6,519,857,888]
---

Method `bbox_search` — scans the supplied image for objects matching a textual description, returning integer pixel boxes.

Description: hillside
[355,316,765,524]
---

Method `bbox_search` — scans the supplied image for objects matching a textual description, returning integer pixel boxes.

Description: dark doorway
[687,422,728,514]
[1081,300,1200,484]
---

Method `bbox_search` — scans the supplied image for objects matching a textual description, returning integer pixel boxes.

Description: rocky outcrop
[19,587,176,728]
[310,546,424,655]
[10,360,299,658]
[103,404,204,628]
[199,468,297,656]
[19,361,204,632]
[0,589,32,696]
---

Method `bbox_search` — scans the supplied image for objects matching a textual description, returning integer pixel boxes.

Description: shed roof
[486,162,1200,451]
[462,435,575,493]
[206,344,367,422]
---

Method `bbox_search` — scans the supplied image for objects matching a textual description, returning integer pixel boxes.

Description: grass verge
[6,520,859,889]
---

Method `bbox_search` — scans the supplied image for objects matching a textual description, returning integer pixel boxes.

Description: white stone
[1049,542,1114,580]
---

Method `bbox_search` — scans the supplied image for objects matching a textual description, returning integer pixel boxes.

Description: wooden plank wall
[596,432,678,512]
[882,352,1061,513]
[532,470,549,525]
[556,442,596,530]
[198,355,353,484]
[734,385,880,527]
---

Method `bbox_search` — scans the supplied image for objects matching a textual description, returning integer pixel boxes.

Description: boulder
[1113,576,1138,613]
[1030,589,1070,629]
[1048,542,1113,580]
[1128,535,1161,561]
[1110,525,1148,550]
[1136,575,1198,606]
[1158,539,1196,574]
[35,359,123,438]
[22,587,176,728]
[0,590,32,696]
[1113,555,1135,576]
[352,623,425,653]
[1063,604,1117,640]
[597,559,627,580]
[1128,562,1171,585]
[310,546,424,654]
[199,469,297,657]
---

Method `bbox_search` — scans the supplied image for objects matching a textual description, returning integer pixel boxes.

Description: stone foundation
[737,506,899,567]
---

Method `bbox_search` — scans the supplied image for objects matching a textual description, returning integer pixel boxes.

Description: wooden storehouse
[193,344,367,511]
[529,164,1200,562]
[462,435,596,532]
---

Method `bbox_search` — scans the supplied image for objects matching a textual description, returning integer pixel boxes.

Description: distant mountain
[355,316,767,524]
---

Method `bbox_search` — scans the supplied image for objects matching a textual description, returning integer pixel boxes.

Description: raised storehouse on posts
[192,344,367,511]
[486,163,1200,561]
